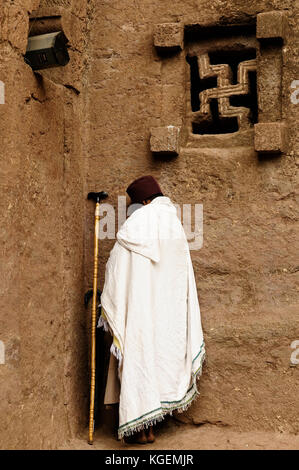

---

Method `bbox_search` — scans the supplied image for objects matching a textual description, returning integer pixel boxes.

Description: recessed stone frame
[254,10,288,154]
[151,13,288,155]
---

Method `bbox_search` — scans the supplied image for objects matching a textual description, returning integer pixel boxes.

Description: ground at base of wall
[60,421,299,450]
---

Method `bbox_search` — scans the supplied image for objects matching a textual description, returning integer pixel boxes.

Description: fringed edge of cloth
[97,315,110,332]
[110,342,123,368]
[117,345,206,439]
[97,314,123,370]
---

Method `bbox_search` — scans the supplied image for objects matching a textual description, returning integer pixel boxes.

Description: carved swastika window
[184,29,258,144]
[187,49,257,134]
[152,18,286,155]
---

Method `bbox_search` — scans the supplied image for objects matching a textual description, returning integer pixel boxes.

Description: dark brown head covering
[126,175,163,203]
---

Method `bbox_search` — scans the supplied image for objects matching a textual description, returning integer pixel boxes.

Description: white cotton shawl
[99,196,205,438]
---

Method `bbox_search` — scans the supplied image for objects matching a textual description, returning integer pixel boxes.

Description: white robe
[99,196,205,438]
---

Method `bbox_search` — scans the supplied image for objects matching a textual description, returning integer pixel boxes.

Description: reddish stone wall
[0,0,89,449]
[0,0,298,449]
[84,0,299,435]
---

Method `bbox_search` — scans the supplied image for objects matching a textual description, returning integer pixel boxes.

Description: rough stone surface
[150,126,181,155]
[257,11,288,40]
[0,0,89,450]
[60,420,299,450]
[256,39,283,123]
[153,22,184,50]
[254,122,287,153]
[0,0,298,451]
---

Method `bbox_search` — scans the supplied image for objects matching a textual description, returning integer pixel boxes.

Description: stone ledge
[256,10,288,41]
[254,122,287,154]
[150,126,180,155]
[153,23,184,50]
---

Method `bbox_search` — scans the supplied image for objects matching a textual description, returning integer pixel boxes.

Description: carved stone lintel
[153,23,184,51]
[256,11,288,41]
[150,126,180,155]
[254,122,287,153]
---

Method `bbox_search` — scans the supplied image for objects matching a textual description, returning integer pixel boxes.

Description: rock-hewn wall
[84,0,299,435]
[0,0,89,449]
[0,0,298,450]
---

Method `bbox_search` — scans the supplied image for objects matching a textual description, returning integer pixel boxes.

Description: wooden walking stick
[87,191,108,445]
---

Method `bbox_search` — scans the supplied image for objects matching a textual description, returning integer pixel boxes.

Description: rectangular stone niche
[151,16,288,154]
[184,24,258,148]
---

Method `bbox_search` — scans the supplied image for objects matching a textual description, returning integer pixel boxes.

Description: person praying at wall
[98,175,205,444]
